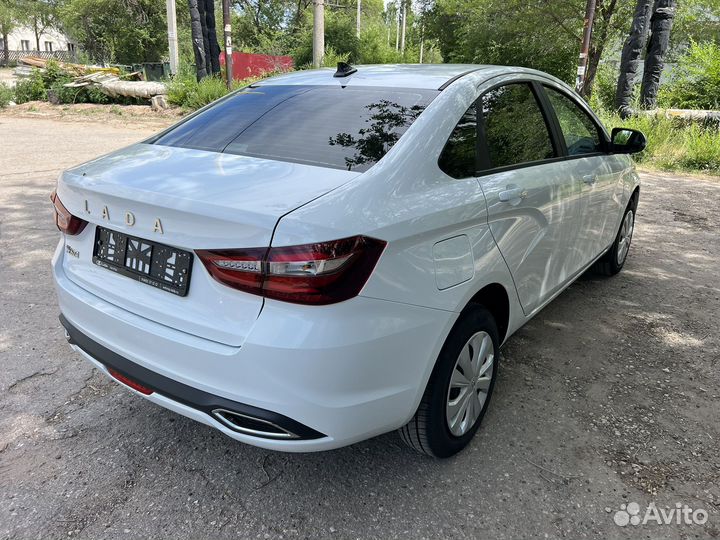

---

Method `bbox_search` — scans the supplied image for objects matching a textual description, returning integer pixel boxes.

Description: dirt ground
[1,100,184,128]
[1,112,719,540]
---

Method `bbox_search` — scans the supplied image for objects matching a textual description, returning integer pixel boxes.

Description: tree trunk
[188,0,208,80]
[640,0,677,108]
[203,0,221,75]
[615,0,653,116]
[2,34,9,67]
[582,0,617,99]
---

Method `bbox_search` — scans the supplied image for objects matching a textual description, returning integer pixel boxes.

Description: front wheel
[595,205,635,276]
[399,305,499,458]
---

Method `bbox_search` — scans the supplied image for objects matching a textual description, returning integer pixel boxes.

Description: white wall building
[1,25,77,54]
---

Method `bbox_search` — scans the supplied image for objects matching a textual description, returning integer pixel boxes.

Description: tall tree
[19,0,58,50]
[640,0,677,108]
[583,0,633,98]
[59,0,168,63]
[615,0,653,115]
[0,0,19,66]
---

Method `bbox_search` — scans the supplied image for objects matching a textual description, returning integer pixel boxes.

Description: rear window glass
[152,85,439,172]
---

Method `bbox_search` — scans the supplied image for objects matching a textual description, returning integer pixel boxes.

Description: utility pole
[356,0,361,37]
[575,0,596,94]
[222,0,233,89]
[313,0,325,68]
[399,0,406,54]
[165,0,179,75]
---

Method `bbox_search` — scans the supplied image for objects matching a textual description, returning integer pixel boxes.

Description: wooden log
[639,108,720,122]
[97,80,168,99]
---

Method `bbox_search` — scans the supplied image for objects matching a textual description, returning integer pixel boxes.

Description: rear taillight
[51,190,88,235]
[196,236,386,305]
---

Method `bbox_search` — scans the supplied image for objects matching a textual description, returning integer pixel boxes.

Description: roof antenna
[334,62,357,78]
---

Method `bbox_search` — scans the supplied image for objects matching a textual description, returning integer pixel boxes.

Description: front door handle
[582,174,598,185]
[498,187,528,203]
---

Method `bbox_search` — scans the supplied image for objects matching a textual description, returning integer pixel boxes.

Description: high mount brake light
[196,236,386,305]
[51,191,88,236]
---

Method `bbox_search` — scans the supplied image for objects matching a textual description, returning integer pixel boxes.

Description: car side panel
[565,155,623,262]
[270,72,521,318]
[479,160,585,315]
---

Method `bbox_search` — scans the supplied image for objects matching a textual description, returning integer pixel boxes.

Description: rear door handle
[582,174,598,185]
[498,187,528,203]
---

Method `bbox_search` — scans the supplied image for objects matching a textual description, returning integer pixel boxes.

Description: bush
[41,59,67,88]
[659,41,720,110]
[48,79,111,104]
[14,69,47,103]
[166,66,272,110]
[0,82,13,108]
[167,73,232,109]
[589,63,618,112]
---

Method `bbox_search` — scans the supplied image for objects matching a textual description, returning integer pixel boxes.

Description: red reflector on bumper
[108,368,154,395]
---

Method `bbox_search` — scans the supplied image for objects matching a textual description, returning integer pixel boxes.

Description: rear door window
[480,83,556,170]
[153,85,438,172]
[438,104,478,178]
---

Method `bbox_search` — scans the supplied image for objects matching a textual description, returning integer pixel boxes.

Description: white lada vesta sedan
[52,64,646,457]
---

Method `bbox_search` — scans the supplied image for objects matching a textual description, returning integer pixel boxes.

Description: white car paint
[52,64,640,451]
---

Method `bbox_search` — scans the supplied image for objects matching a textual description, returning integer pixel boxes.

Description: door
[476,82,585,315]
[541,84,623,262]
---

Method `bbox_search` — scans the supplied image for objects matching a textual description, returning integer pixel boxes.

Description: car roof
[257,64,500,90]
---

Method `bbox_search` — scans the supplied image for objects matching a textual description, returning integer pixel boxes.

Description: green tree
[58,0,167,63]
[17,0,59,51]
[425,0,631,95]
[0,0,20,66]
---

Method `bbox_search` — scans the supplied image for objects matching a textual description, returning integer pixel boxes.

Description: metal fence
[0,50,78,66]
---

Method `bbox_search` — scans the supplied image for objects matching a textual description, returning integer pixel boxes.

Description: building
[0,25,78,59]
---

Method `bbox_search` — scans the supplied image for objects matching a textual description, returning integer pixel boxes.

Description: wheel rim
[616,210,634,265]
[446,331,495,437]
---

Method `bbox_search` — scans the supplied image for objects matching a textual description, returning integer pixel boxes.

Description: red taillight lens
[196,236,386,305]
[107,368,154,395]
[51,190,88,235]
[194,247,267,295]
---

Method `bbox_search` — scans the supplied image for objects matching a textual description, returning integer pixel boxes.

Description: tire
[399,304,499,458]
[594,201,636,277]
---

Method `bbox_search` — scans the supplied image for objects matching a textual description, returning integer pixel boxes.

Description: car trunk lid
[57,143,359,346]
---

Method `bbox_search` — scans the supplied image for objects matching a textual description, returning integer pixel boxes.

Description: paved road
[1,115,718,539]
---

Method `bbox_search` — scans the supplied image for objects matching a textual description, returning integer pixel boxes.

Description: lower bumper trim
[59,314,326,441]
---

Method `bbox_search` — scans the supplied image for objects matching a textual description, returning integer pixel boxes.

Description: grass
[598,110,720,176]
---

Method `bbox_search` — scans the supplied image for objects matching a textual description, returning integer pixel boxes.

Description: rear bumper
[53,241,456,452]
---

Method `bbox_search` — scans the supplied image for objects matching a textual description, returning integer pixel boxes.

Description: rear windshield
[152,85,439,172]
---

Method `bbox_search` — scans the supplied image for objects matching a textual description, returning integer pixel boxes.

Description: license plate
[92,226,193,296]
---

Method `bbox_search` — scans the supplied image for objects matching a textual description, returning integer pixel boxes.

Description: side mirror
[610,127,647,154]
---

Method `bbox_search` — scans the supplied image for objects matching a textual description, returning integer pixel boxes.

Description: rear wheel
[594,205,635,276]
[399,305,499,458]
